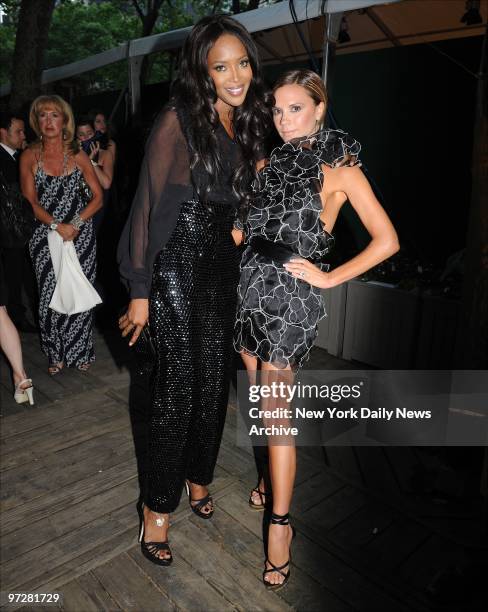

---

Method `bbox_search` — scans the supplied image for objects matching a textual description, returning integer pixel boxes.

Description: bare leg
[0,306,29,388]
[240,352,270,507]
[240,351,258,385]
[262,361,296,586]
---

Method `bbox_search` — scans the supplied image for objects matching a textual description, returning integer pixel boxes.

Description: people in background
[91,109,117,162]
[77,115,114,233]
[0,111,37,332]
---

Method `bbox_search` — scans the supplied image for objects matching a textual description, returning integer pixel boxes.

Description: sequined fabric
[146,198,240,512]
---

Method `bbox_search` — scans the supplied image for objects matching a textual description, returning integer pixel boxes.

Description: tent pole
[322,11,342,93]
[129,55,143,123]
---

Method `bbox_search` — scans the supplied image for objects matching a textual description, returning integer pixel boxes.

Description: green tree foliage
[1,0,277,91]
[0,18,16,85]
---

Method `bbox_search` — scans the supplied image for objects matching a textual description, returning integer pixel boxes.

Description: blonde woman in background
[20,95,102,375]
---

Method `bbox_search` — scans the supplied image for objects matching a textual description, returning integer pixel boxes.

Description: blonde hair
[29,95,79,154]
[273,70,327,126]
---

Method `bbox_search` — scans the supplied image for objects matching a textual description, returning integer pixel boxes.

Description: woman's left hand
[89,142,100,160]
[284,257,334,289]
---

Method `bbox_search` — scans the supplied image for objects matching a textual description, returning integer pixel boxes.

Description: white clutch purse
[48,230,102,315]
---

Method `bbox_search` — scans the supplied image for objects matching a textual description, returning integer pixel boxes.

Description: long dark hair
[171,15,271,208]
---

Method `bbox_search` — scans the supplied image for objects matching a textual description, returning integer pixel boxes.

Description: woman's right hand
[56,223,79,242]
[119,299,149,346]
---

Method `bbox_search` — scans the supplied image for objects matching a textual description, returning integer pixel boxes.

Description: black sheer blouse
[118,107,241,298]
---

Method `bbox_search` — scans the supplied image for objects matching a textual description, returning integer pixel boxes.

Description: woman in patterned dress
[234,70,399,589]
[20,95,102,375]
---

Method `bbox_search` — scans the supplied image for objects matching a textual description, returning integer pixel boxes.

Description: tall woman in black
[118,16,269,565]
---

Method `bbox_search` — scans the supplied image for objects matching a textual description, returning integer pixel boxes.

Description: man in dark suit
[0,111,37,332]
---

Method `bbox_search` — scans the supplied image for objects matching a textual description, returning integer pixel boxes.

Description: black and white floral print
[29,166,97,367]
[234,129,361,370]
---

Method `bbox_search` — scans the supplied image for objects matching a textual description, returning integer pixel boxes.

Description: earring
[62,129,66,141]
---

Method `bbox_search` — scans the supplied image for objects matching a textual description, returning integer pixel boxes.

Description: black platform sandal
[249,487,271,511]
[138,503,173,566]
[263,512,296,591]
[185,480,214,519]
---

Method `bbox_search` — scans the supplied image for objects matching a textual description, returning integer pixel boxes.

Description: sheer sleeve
[118,108,191,298]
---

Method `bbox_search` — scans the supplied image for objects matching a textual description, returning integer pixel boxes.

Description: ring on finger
[299,271,306,278]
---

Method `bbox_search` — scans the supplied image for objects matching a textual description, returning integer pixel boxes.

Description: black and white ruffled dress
[234,129,361,370]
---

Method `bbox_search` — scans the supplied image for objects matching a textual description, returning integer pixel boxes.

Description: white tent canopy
[0,0,401,97]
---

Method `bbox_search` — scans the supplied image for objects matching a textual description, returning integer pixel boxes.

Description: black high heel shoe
[138,502,173,566]
[249,486,271,511]
[184,480,214,519]
[263,512,296,591]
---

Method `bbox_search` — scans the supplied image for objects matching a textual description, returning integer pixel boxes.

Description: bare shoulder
[322,162,363,191]
[74,149,90,167]
[20,146,38,174]
[22,145,37,161]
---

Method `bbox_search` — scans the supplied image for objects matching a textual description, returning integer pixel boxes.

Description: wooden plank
[12,526,137,596]
[5,487,239,596]
[322,446,364,483]
[303,485,367,530]
[171,516,293,612]
[1,503,138,590]
[397,534,466,592]
[59,572,122,611]
[218,483,408,611]
[21,352,67,400]
[1,430,134,512]
[1,389,114,439]
[22,342,100,397]
[328,502,397,548]
[1,453,136,533]
[382,446,420,494]
[191,501,354,611]
[127,548,237,612]
[1,403,130,471]
[2,478,139,563]
[364,518,431,570]
[354,447,403,497]
[216,437,255,477]
[292,470,345,514]
[1,383,52,411]
[92,553,174,611]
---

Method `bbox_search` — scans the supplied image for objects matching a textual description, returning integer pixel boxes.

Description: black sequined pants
[147,199,240,513]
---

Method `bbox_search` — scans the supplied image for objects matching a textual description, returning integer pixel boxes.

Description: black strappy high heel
[184,480,214,519]
[249,487,271,511]
[263,512,296,591]
[138,503,173,566]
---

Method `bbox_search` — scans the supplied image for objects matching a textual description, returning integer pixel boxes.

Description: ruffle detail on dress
[265,129,361,185]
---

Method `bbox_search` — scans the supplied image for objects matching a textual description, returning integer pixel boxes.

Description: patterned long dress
[29,161,97,367]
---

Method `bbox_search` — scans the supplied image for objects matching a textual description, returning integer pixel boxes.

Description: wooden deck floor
[1,330,485,612]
